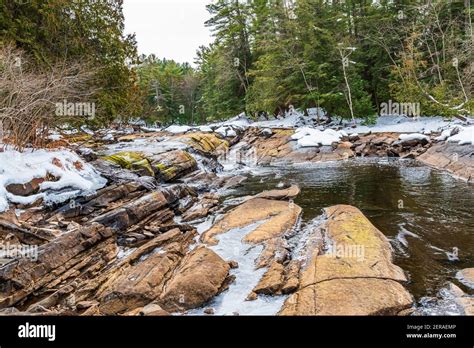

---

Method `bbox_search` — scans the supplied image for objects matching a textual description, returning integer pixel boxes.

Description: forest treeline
[1,0,472,136]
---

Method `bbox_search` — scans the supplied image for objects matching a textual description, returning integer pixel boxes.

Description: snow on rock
[447,126,474,145]
[252,108,328,129]
[157,110,472,143]
[141,126,161,132]
[338,130,348,137]
[215,127,227,137]
[291,127,346,147]
[197,125,213,132]
[61,129,79,135]
[261,128,273,136]
[398,133,430,142]
[48,134,63,141]
[226,129,237,137]
[291,127,314,140]
[101,133,114,141]
[215,126,237,138]
[435,128,453,141]
[343,115,470,134]
[212,110,472,135]
[0,149,107,212]
[80,125,95,135]
[220,112,252,128]
[165,125,192,134]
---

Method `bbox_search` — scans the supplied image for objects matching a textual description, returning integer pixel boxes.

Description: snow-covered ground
[291,127,348,147]
[163,109,471,136]
[160,110,472,150]
[341,115,468,134]
[0,149,106,212]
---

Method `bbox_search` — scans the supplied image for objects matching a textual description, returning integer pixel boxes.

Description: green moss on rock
[103,151,155,177]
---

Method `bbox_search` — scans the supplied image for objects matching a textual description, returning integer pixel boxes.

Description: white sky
[123,0,213,65]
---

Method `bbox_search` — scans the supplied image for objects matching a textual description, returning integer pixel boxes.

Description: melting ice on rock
[190,222,287,315]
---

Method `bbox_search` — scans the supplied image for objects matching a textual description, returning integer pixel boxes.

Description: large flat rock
[279,205,413,315]
[281,278,413,315]
[418,142,474,182]
[303,205,407,285]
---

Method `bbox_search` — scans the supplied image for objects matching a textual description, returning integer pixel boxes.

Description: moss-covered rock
[150,150,197,182]
[102,150,197,182]
[279,205,413,316]
[103,151,154,177]
[180,132,229,156]
[66,134,93,144]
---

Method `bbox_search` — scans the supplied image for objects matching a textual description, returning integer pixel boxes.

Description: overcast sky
[123,0,213,65]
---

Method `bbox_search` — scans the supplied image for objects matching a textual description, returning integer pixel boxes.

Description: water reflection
[224,158,473,300]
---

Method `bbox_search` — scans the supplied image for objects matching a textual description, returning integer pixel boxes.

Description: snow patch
[0,149,107,212]
[47,134,63,141]
[197,125,213,132]
[165,125,191,134]
[291,127,346,147]
[435,128,454,141]
[215,126,237,138]
[399,133,430,142]
[101,133,114,141]
[447,126,473,145]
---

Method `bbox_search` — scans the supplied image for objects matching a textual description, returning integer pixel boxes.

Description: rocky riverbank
[418,142,473,182]
[0,124,472,316]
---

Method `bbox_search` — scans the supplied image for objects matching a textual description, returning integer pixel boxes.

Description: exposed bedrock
[0,181,212,314]
[279,205,413,316]
[418,142,474,182]
[103,149,197,182]
[200,186,303,307]
[0,223,117,309]
[202,196,301,243]
[239,128,354,165]
[4,125,471,317]
[91,231,231,315]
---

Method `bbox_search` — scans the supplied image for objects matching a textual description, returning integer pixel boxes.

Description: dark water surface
[224,158,473,300]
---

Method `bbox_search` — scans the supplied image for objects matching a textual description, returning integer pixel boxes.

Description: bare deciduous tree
[0,44,97,150]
